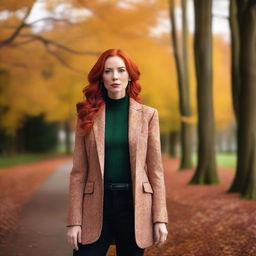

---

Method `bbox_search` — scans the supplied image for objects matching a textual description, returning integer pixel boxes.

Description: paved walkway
[0,162,73,256]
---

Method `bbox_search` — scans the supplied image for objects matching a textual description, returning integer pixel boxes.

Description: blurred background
[1,0,256,255]
[0,0,234,166]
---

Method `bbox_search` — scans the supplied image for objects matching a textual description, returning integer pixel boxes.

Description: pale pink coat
[66,97,168,249]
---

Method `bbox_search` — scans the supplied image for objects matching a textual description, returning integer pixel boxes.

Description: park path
[0,160,73,256]
[1,154,256,256]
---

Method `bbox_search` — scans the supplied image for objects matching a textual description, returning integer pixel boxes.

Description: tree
[169,0,193,169]
[0,0,178,155]
[0,1,100,154]
[189,0,219,184]
[229,0,240,121]
[228,0,256,199]
[0,3,100,73]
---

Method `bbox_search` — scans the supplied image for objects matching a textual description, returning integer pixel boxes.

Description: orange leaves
[0,0,233,135]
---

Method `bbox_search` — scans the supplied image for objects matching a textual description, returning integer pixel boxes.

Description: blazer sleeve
[146,109,168,224]
[66,118,88,227]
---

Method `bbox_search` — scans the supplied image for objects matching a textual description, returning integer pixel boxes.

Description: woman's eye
[104,69,125,73]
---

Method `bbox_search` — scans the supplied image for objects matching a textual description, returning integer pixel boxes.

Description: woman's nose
[112,70,118,79]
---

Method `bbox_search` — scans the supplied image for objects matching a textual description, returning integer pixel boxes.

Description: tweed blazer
[66,97,168,249]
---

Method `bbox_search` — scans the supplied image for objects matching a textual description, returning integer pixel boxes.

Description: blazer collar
[92,97,142,183]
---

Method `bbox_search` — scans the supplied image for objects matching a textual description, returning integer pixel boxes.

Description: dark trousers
[73,187,145,256]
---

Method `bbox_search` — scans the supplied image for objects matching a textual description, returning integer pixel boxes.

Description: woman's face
[102,56,131,99]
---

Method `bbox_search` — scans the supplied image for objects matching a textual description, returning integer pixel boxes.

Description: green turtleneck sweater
[104,93,132,183]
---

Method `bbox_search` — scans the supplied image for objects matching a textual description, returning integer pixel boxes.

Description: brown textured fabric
[66,97,168,249]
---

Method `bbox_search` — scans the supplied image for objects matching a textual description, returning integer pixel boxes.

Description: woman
[66,49,168,256]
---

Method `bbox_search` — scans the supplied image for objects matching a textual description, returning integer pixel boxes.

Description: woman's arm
[66,118,88,227]
[146,109,168,247]
[146,109,168,224]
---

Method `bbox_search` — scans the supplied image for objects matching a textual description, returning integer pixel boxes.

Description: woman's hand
[153,222,168,248]
[67,225,82,251]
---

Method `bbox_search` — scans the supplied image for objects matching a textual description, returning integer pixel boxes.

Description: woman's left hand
[153,222,168,248]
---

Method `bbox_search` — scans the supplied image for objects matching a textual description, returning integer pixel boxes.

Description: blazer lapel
[128,97,143,185]
[92,97,142,183]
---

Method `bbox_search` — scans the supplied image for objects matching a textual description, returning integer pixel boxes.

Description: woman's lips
[111,84,120,87]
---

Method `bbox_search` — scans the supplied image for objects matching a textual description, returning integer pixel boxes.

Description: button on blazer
[66,97,168,249]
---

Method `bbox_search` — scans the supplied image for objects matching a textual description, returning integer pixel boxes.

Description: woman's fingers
[157,229,168,247]
[154,223,168,248]
[154,224,160,246]
[78,228,82,244]
[67,235,71,247]
[67,232,73,249]
[67,226,81,251]
[73,235,79,251]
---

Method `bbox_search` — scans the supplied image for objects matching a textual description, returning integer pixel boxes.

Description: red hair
[76,49,142,136]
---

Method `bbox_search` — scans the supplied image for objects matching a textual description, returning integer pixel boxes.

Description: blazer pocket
[84,181,94,194]
[142,182,153,194]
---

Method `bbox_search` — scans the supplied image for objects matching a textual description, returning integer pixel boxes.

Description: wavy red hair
[76,49,142,136]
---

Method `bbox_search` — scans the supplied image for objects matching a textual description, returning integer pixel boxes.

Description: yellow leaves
[0,110,24,135]
[180,114,197,124]
[0,0,233,136]
[0,0,179,134]
[0,0,34,11]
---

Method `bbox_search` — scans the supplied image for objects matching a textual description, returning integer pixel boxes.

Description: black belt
[104,182,132,191]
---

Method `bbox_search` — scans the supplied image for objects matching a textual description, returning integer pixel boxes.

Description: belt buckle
[110,184,116,190]
[110,183,128,191]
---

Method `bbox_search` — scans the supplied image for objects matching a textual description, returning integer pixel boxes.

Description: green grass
[192,152,237,168]
[0,145,68,168]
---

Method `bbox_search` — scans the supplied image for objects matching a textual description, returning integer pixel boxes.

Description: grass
[192,152,237,168]
[1,147,237,169]
[0,145,69,168]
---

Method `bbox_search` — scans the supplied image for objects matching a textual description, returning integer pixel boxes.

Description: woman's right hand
[67,225,82,251]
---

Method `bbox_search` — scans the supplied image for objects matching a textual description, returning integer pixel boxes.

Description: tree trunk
[229,0,240,121]
[189,0,219,185]
[169,0,193,170]
[228,0,256,199]
[169,130,179,157]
